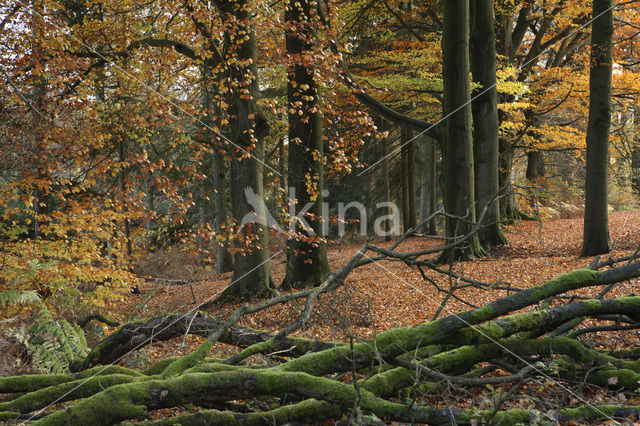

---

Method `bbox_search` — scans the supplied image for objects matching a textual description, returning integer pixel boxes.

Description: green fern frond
[4,260,89,373]
[0,289,41,307]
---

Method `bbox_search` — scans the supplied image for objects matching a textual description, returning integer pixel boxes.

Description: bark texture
[218,0,275,302]
[281,0,330,290]
[582,0,613,256]
[439,0,484,261]
[470,0,507,249]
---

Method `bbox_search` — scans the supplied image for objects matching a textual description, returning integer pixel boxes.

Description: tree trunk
[419,136,437,235]
[401,131,410,233]
[381,121,392,240]
[145,181,154,232]
[281,0,330,290]
[407,130,417,230]
[495,5,532,223]
[211,148,234,273]
[217,0,275,301]
[526,150,545,181]
[631,145,640,198]
[499,138,519,222]
[278,138,287,207]
[470,0,507,249]
[428,139,437,235]
[202,63,233,274]
[118,141,132,261]
[582,0,613,256]
[439,0,484,261]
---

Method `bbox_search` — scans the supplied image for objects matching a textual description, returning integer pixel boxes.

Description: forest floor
[4,211,640,424]
[116,210,640,370]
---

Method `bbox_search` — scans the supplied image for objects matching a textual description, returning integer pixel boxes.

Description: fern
[0,289,40,307]
[11,309,89,374]
[2,264,89,374]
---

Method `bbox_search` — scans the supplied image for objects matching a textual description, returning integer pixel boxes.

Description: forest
[2,0,640,424]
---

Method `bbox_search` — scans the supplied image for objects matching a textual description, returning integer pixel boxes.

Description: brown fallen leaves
[119,210,640,365]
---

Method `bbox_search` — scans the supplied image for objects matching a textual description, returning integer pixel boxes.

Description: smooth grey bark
[632,146,640,198]
[381,121,392,240]
[401,130,410,233]
[217,0,275,301]
[470,0,507,249]
[495,5,532,221]
[280,0,330,290]
[428,139,437,234]
[400,125,417,232]
[145,182,154,232]
[438,0,483,261]
[278,138,286,206]
[419,136,437,235]
[211,148,234,273]
[118,140,132,260]
[582,0,613,256]
[407,130,417,230]
[498,139,519,222]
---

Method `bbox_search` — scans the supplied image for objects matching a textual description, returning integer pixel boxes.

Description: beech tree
[582,0,614,256]
[470,0,507,249]
[281,0,331,290]
[201,63,234,274]
[439,0,484,261]
[214,0,276,301]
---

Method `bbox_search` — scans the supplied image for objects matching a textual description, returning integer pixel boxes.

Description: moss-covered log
[279,267,627,375]
[131,399,341,425]
[79,312,336,370]
[0,365,141,394]
[4,260,640,425]
[27,369,491,425]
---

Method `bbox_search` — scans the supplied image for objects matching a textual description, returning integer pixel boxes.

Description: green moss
[464,305,493,324]
[31,379,151,426]
[586,368,640,390]
[231,338,276,362]
[0,374,138,414]
[530,269,602,302]
[142,357,182,375]
[617,296,640,310]
[0,412,20,421]
[161,339,213,377]
[557,404,636,421]
[363,367,414,397]
[278,344,355,374]
[0,365,141,394]
[582,299,602,310]
[487,409,533,424]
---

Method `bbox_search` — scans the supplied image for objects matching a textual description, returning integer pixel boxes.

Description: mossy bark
[80,312,336,370]
[132,399,341,425]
